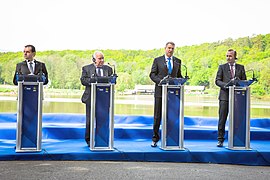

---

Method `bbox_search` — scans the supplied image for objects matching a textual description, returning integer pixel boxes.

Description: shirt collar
[165,55,173,60]
[95,65,103,68]
[25,59,35,63]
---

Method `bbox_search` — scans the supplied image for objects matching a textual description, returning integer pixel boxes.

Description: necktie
[167,57,172,74]
[97,67,102,77]
[230,64,234,79]
[29,62,34,74]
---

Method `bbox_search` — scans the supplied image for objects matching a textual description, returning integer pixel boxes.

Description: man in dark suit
[80,51,113,146]
[215,49,246,147]
[13,45,48,85]
[149,42,183,147]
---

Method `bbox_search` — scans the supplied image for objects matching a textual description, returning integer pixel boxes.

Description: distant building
[0,49,9,53]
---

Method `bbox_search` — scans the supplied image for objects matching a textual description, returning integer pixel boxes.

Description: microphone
[245,69,257,81]
[16,67,23,82]
[164,62,167,67]
[89,73,96,84]
[107,62,118,84]
[15,71,19,83]
[159,75,170,85]
[39,65,43,76]
[18,67,22,75]
[38,65,47,83]
[38,65,42,82]
[181,64,189,79]
[252,70,255,80]
[107,62,116,75]
[175,62,188,79]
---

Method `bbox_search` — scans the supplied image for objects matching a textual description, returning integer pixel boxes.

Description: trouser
[85,102,91,143]
[218,100,229,142]
[152,97,162,142]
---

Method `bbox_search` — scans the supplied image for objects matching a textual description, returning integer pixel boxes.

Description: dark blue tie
[97,67,102,77]
[167,57,172,74]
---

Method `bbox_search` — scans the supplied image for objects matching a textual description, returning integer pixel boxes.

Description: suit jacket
[13,60,49,85]
[215,63,246,101]
[149,55,183,98]
[80,63,113,103]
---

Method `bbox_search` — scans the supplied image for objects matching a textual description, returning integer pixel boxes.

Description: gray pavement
[0,161,269,180]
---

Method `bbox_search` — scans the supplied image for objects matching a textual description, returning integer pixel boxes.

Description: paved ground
[0,161,269,180]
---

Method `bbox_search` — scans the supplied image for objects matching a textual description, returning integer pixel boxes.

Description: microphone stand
[108,63,117,76]
[107,63,118,84]
[181,64,189,79]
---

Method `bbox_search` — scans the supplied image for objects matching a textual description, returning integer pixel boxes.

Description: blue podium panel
[228,86,251,150]
[233,89,247,147]
[90,83,114,151]
[166,88,180,146]
[95,86,110,147]
[161,85,184,150]
[16,82,43,152]
[21,85,39,148]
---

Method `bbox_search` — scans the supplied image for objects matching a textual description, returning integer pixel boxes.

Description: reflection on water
[0,94,269,118]
[115,104,153,115]
[43,101,85,114]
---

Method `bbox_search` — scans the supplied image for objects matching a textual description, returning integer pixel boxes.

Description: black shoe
[217,141,223,147]
[87,141,90,147]
[151,141,157,147]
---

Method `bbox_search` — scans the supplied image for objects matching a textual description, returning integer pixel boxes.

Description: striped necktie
[29,62,34,74]
[230,64,234,79]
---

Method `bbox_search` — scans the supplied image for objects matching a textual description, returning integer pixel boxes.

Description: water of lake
[0,94,269,118]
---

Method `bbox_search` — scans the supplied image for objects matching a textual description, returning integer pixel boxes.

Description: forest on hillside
[0,34,270,95]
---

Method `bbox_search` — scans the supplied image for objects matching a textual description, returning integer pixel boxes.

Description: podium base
[160,146,185,151]
[89,147,114,151]
[15,148,41,153]
[226,146,252,151]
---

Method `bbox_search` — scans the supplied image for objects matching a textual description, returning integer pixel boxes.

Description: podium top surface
[17,74,44,83]
[159,77,188,86]
[89,75,117,84]
[225,79,256,88]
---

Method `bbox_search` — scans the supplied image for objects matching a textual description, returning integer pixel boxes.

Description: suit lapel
[102,66,106,76]
[171,57,178,75]
[22,61,31,74]
[90,64,96,76]
[34,61,39,74]
[103,66,109,76]
[161,55,168,74]
[234,64,240,78]
[225,63,231,78]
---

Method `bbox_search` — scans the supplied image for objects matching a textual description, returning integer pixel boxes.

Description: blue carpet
[0,113,270,165]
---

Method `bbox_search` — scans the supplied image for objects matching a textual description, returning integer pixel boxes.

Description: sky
[0,0,270,52]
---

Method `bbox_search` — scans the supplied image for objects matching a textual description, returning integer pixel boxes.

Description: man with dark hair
[149,42,183,147]
[80,51,113,147]
[13,45,48,85]
[215,49,246,147]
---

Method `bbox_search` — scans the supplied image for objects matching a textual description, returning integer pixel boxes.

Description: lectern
[160,77,188,150]
[227,79,256,150]
[15,75,45,152]
[89,75,117,151]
